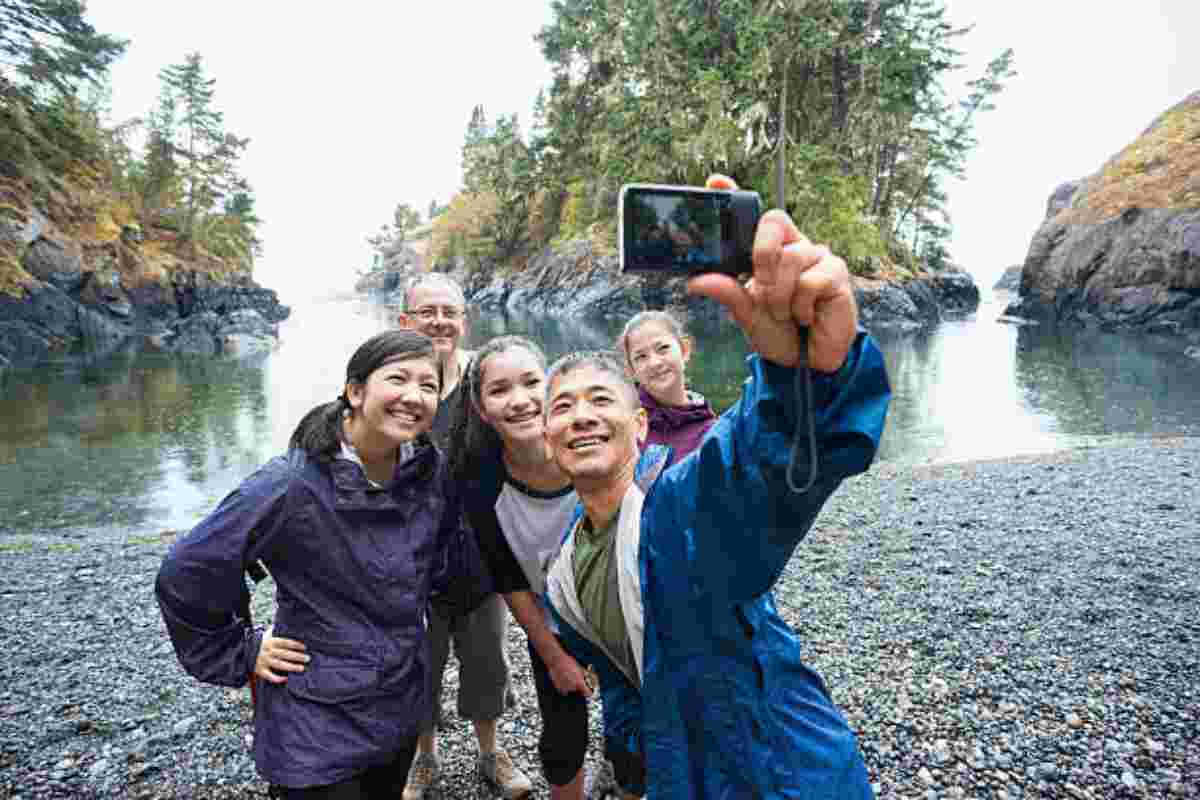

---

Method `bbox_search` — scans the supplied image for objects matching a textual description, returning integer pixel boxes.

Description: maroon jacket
[638,384,718,464]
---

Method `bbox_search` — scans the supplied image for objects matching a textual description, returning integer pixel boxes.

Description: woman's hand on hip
[254,626,310,684]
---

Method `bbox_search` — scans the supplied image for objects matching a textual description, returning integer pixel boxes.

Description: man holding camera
[541,175,890,798]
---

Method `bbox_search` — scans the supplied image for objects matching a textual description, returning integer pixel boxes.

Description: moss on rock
[1062,91,1200,223]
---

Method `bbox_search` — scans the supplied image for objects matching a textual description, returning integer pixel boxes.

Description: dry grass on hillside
[1061,93,1200,224]
[0,177,38,297]
[0,169,249,299]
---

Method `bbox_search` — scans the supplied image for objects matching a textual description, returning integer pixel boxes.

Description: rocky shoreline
[0,200,290,373]
[1,437,1195,799]
[363,239,982,331]
[0,280,290,372]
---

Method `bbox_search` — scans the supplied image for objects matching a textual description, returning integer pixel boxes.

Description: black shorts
[530,639,589,786]
[529,640,646,793]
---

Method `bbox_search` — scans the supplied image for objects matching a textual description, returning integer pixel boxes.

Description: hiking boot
[477,749,532,799]
[402,752,440,800]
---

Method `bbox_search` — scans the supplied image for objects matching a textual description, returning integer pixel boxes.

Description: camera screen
[623,188,726,271]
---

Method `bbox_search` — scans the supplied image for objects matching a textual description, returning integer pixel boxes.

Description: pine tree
[138,52,256,265]
[0,0,127,97]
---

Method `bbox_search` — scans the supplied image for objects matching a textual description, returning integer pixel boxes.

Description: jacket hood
[637,385,714,432]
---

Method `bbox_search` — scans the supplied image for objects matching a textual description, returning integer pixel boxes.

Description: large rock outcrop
[354,240,427,293]
[0,178,289,371]
[1004,91,1200,334]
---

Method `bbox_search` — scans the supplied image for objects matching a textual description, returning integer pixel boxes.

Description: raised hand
[687,174,859,373]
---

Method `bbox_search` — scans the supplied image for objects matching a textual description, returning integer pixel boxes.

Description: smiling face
[477,346,548,449]
[345,355,441,450]
[544,363,646,486]
[625,319,691,407]
[400,282,467,362]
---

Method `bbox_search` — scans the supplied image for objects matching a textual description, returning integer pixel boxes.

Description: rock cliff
[0,175,289,371]
[1004,91,1200,336]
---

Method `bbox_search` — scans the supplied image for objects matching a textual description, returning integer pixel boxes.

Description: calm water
[2,293,1198,538]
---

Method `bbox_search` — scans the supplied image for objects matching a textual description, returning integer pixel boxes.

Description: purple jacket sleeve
[155,455,295,687]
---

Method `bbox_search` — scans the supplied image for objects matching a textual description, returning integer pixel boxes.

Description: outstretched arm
[655,334,888,604]
[656,175,890,604]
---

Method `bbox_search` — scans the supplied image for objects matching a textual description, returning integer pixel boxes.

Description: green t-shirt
[573,510,636,680]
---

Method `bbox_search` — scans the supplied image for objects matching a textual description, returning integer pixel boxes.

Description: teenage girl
[445,335,600,800]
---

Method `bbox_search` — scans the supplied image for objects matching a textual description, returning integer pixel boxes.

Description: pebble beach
[1,437,1196,799]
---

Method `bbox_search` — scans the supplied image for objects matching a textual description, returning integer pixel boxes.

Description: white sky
[86,1,1196,300]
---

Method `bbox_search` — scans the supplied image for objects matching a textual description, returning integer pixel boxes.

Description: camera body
[619,183,762,277]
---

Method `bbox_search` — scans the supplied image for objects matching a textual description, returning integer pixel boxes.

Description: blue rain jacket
[156,439,489,788]
[547,332,890,799]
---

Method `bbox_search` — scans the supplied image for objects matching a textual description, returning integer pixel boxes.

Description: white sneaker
[402,752,440,800]
[477,749,532,799]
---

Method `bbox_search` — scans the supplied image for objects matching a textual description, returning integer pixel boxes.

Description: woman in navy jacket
[156,330,488,799]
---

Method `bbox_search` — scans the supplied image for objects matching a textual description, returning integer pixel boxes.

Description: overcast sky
[87,1,1197,299]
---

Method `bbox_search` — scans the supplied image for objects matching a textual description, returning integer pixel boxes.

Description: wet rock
[993,265,1022,292]
[22,237,84,293]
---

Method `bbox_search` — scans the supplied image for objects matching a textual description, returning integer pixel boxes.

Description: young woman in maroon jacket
[617,310,717,463]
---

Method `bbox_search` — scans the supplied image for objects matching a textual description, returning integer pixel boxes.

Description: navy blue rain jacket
[546,332,890,799]
[155,439,489,788]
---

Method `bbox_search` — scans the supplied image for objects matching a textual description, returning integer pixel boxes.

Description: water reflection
[0,345,271,534]
[1,297,1196,538]
[1013,324,1200,436]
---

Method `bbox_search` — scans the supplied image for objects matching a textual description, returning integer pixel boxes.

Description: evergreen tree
[0,0,126,97]
[365,202,422,266]
[156,53,250,247]
[460,107,538,260]
[527,0,1013,271]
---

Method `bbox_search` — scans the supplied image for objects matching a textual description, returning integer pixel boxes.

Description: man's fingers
[687,274,754,330]
[752,210,808,282]
[789,246,840,327]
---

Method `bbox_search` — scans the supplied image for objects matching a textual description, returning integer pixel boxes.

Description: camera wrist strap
[786,326,818,494]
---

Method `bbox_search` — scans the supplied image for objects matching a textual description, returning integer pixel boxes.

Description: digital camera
[618,183,762,277]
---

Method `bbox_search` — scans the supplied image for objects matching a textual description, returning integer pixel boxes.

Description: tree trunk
[831,47,852,175]
[776,58,788,212]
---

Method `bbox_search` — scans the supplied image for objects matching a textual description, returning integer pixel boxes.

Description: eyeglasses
[410,305,464,323]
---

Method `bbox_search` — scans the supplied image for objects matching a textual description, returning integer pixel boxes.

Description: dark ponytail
[289,330,440,463]
[446,335,547,483]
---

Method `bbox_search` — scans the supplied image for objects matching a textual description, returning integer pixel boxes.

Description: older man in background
[399,273,531,800]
